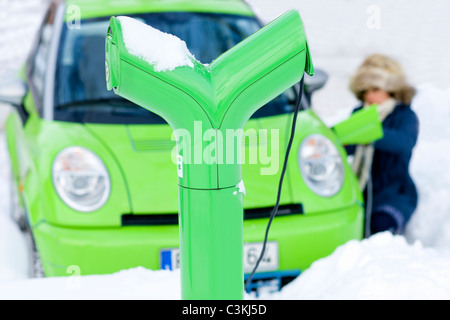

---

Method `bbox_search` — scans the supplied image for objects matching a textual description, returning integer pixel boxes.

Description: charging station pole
[105,10,314,300]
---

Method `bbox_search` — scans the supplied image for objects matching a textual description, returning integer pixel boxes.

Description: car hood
[84,110,361,215]
[84,116,296,214]
[84,123,179,214]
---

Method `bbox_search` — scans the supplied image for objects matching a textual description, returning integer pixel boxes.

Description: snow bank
[272,232,450,300]
[404,84,450,250]
[118,16,195,72]
[0,267,181,300]
[2,232,450,300]
[0,0,45,77]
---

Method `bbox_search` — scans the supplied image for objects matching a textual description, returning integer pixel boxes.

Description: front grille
[244,203,303,220]
[122,213,178,226]
[121,203,303,226]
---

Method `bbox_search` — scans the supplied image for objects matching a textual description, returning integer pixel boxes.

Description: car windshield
[54,12,296,124]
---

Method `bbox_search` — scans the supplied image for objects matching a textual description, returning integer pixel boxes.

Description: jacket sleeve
[342,105,362,156]
[375,108,419,155]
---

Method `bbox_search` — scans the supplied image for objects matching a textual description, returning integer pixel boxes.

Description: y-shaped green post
[105,10,313,300]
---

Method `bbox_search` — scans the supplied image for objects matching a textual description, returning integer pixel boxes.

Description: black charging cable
[245,75,305,292]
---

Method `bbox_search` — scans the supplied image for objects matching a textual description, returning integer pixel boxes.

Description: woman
[346,54,419,235]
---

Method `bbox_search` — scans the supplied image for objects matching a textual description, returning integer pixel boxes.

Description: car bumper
[33,203,363,278]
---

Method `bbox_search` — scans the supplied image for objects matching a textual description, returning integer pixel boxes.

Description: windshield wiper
[55,98,138,109]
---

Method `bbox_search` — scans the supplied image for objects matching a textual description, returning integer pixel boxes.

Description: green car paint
[3,0,382,290]
[65,0,255,21]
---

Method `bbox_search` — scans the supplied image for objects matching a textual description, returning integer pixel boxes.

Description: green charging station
[105,9,314,300]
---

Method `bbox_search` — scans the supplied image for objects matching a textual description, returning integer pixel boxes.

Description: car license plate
[243,241,279,273]
[160,247,180,271]
[160,242,279,273]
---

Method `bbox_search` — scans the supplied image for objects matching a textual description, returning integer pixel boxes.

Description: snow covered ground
[0,0,450,300]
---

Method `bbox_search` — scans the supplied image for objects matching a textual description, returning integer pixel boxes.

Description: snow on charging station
[105,10,314,300]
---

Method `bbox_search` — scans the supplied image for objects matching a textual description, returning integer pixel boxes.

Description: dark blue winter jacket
[346,103,419,228]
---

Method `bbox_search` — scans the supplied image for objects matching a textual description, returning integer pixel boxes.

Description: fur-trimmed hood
[349,54,415,105]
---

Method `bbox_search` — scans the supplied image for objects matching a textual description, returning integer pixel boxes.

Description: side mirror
[304,68,328,103]
[332,105,383,145]
[0,71,27,106]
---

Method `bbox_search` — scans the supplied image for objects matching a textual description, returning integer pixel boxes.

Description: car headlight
[52,146,110,212]
[298,134,344,197]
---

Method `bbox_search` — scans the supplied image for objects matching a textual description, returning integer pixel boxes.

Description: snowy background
[0,0,450,299]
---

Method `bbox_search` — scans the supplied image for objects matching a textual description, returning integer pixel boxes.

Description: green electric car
[1,0,380,291]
